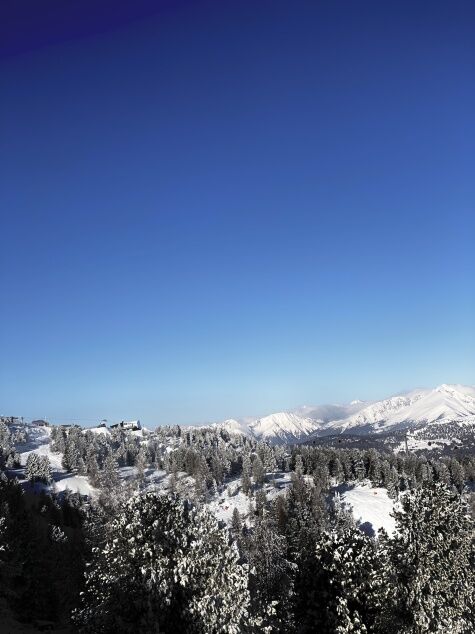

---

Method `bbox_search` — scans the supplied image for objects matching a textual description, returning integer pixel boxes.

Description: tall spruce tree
[310,525,385,633]
[241,456,252,495]
[25,453,51,483]
[382,483,475,633]
[74,493,250,634]
[245,518,295,632]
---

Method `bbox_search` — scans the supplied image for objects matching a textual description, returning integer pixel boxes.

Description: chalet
[32,419,49,427]
[110,420,141,431]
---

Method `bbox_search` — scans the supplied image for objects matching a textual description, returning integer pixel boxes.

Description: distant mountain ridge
[322,384,475,436]
[206,384,475,445]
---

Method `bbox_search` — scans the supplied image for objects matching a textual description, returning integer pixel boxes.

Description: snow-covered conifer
[74,493,250,633]
[39,455,52,483]
[101,452,120,490]
[241,455,252,495]
[25,453,41,482]
[252,455,265,487]
[383,483,475,633]
[135,447,147,483]
[309,525,385,633]
[231,507,242,535]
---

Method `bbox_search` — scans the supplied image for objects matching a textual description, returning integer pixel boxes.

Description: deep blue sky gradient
[1,0,474,425]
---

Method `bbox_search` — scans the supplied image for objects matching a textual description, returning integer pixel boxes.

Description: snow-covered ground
[335,484,396,535]
[18,426,63,470]
[207,487,252,525]
[54,475,96,496]
[207,472,292,525]
[16,424,97,497]
[394,436,459,453]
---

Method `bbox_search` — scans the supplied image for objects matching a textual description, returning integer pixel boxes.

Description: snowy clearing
[54,475,96,496]
[336,484,395,535]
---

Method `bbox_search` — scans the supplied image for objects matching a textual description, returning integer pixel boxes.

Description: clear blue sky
[1,0,474,426]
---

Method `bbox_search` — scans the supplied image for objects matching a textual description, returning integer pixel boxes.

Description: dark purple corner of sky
[0,0,191,58]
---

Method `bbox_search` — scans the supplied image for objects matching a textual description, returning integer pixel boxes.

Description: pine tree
[101,452,120,490]
[294,454,304,477]
[0,421,12,455]
[273,495,288,535]
[210,453,226,485]
[39,456,52,483]
[85,451,101,488]
[286,470,327,628]
[353,453,366,481]
[366,448,382,485]
[25,453,40,482]
[193,458,211,501]
[382,483,475,633]
[241,456,252,495]
[434,461,451,485]
[388,465,400,498]
[62,440,80,472]
[257,443,277,473]
[77,456,86,476]
[252,456,265,487]
[330,456,344,483]
[231,507,242,535]
[255,489,267,519]
[245,519,295,632]
[74,493,250,633]
[449,458,464,492]
[330,493,355,532]
[310,525,385,633]
[420,461,433,485]
[135,447,147,484]
[313,463,330,493]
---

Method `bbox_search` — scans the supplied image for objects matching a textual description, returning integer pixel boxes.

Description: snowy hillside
[11,422,97,497]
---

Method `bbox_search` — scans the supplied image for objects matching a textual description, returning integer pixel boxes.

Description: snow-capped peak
[249,412,318,445]
[321,384,475,435]
[215,419,253,436]
[201,383,475,445]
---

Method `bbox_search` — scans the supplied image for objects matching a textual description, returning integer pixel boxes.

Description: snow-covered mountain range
[208,384,475,445]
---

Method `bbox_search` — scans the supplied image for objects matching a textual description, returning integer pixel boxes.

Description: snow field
[339,485,395,535]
